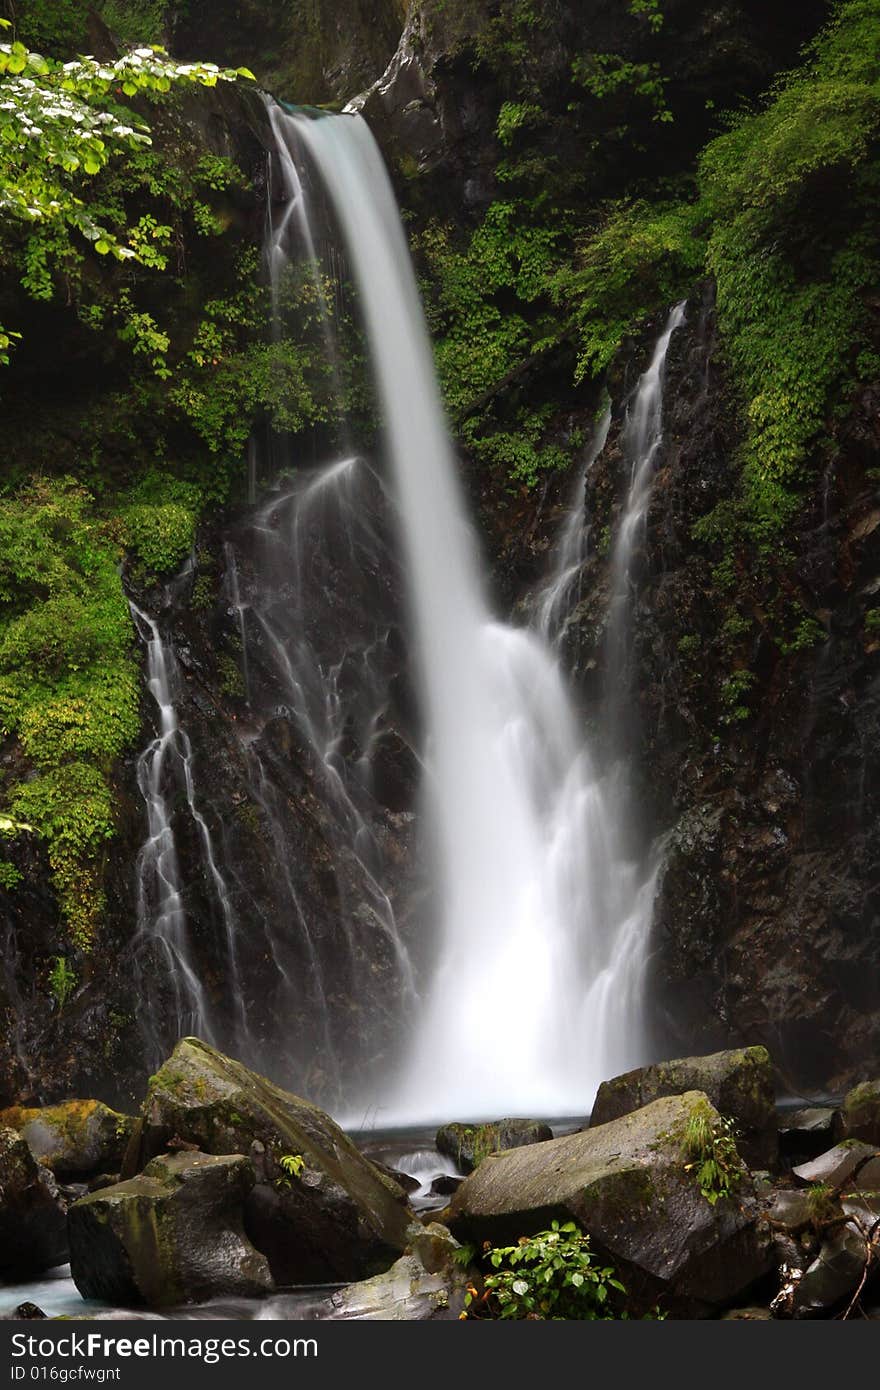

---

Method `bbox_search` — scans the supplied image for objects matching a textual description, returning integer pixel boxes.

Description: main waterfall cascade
[128,100,687,1123]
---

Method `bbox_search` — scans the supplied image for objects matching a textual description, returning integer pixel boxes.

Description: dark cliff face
[355,0,828,215]
[540,291,880,1095]
[167,0,406,105]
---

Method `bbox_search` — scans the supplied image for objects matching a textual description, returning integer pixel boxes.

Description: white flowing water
[535,403,612,646]
[606,302,687,714]
[284,109,666,1123]
[130,598,245,1064]
[130,600,214,1055]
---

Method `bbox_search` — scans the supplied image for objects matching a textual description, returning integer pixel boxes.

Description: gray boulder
[0,1125,68,1278]
[448,1091,771,1316]
[790,1224,867,1318]
[793,1142,880,1190]
[0,1100,135,1179]
[122,1037,412,1284]
[68,1152,273,1306]
[435,1119,553,1174]
[590,1046,776,1168]
[327,1223,471,1320]
[836,1080,880,1146]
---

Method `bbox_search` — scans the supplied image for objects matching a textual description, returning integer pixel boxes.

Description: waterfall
[535,403,612,646]
[280,107,671,1123]
[130,596,246,1066]
[606,302,687,727]
[129,601,215,1059]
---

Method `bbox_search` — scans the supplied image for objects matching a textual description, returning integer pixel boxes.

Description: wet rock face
[68,1152,273,1307]
[567,289,880,1094]
[0,1125,68,1280]
[436,1119,554,1174]
[0,1101,135,1180]
[354,0,827,216]
[122,1038,413,1285]
[167,0,405,105]
[590,1046,777,1170]
[446,1090,772,1316]
[327,1222,471,1320]
[837,1080,880,1146]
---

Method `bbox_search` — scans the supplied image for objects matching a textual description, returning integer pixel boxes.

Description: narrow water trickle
[606,302,687,733]
[130,595,246,1067]
[129,600,215,1060]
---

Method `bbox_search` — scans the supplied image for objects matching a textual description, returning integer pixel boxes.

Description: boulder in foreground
[68,1152,273,1306]
[123,1037,412,1284]
[590,1046,777,1168]
[448,1091,771,1316]
[0,1125,68,1278]
[326,1223,470,1320]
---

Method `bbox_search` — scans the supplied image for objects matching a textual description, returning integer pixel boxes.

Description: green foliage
[629,0,665,31]
[572,53,671,124]
[557,200,703,382]
[119,472,202,574]
[467,1221,628,1320]
[97,0,168,47]
[48,953,77,1009]
[0,858,22,889]
[0,29,253,358]
[719,669,755,724]
[681,1101,742,1205]
[275,1151,305,1188]
[0,478,139,947]
[806,1181,839,1227]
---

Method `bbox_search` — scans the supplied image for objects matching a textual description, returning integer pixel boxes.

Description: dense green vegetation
[0,478,138,946]
[0,29,259,945]
[414,0,880,540]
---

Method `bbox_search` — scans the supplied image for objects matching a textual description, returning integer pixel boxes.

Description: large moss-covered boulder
[436,1119,553,1175]
[448,1091,771,1316]
[590,1047,777,1168]
[325,1222,471,1320]
[68,1152,273,1307]
[0,1101,135,1179]
[836,1079,880,1146]
[0,1126,68,1278]
[123,1038,412,1284]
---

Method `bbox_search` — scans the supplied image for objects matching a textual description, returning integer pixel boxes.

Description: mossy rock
[68,1152,273,1307]
[123,1037,412,1284]
[435,1118,553,1174]
[327,1222,471,1320]
[590,1046,777,1168]
[0,1100,135,1179]
[0,1125,68,1279]
[447,1091,771,1317]
[836,1079,880,1146]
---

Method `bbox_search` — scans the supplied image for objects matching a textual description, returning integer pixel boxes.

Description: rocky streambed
[1,1041,879,1321]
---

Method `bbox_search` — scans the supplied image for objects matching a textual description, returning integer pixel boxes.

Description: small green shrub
[681,1101,742,1205]
[48,954,77,1009]
[465,1220,627,1320]
[0,859,22,890]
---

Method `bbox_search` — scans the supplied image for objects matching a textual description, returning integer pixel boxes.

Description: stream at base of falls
[0,1122,580,1322]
